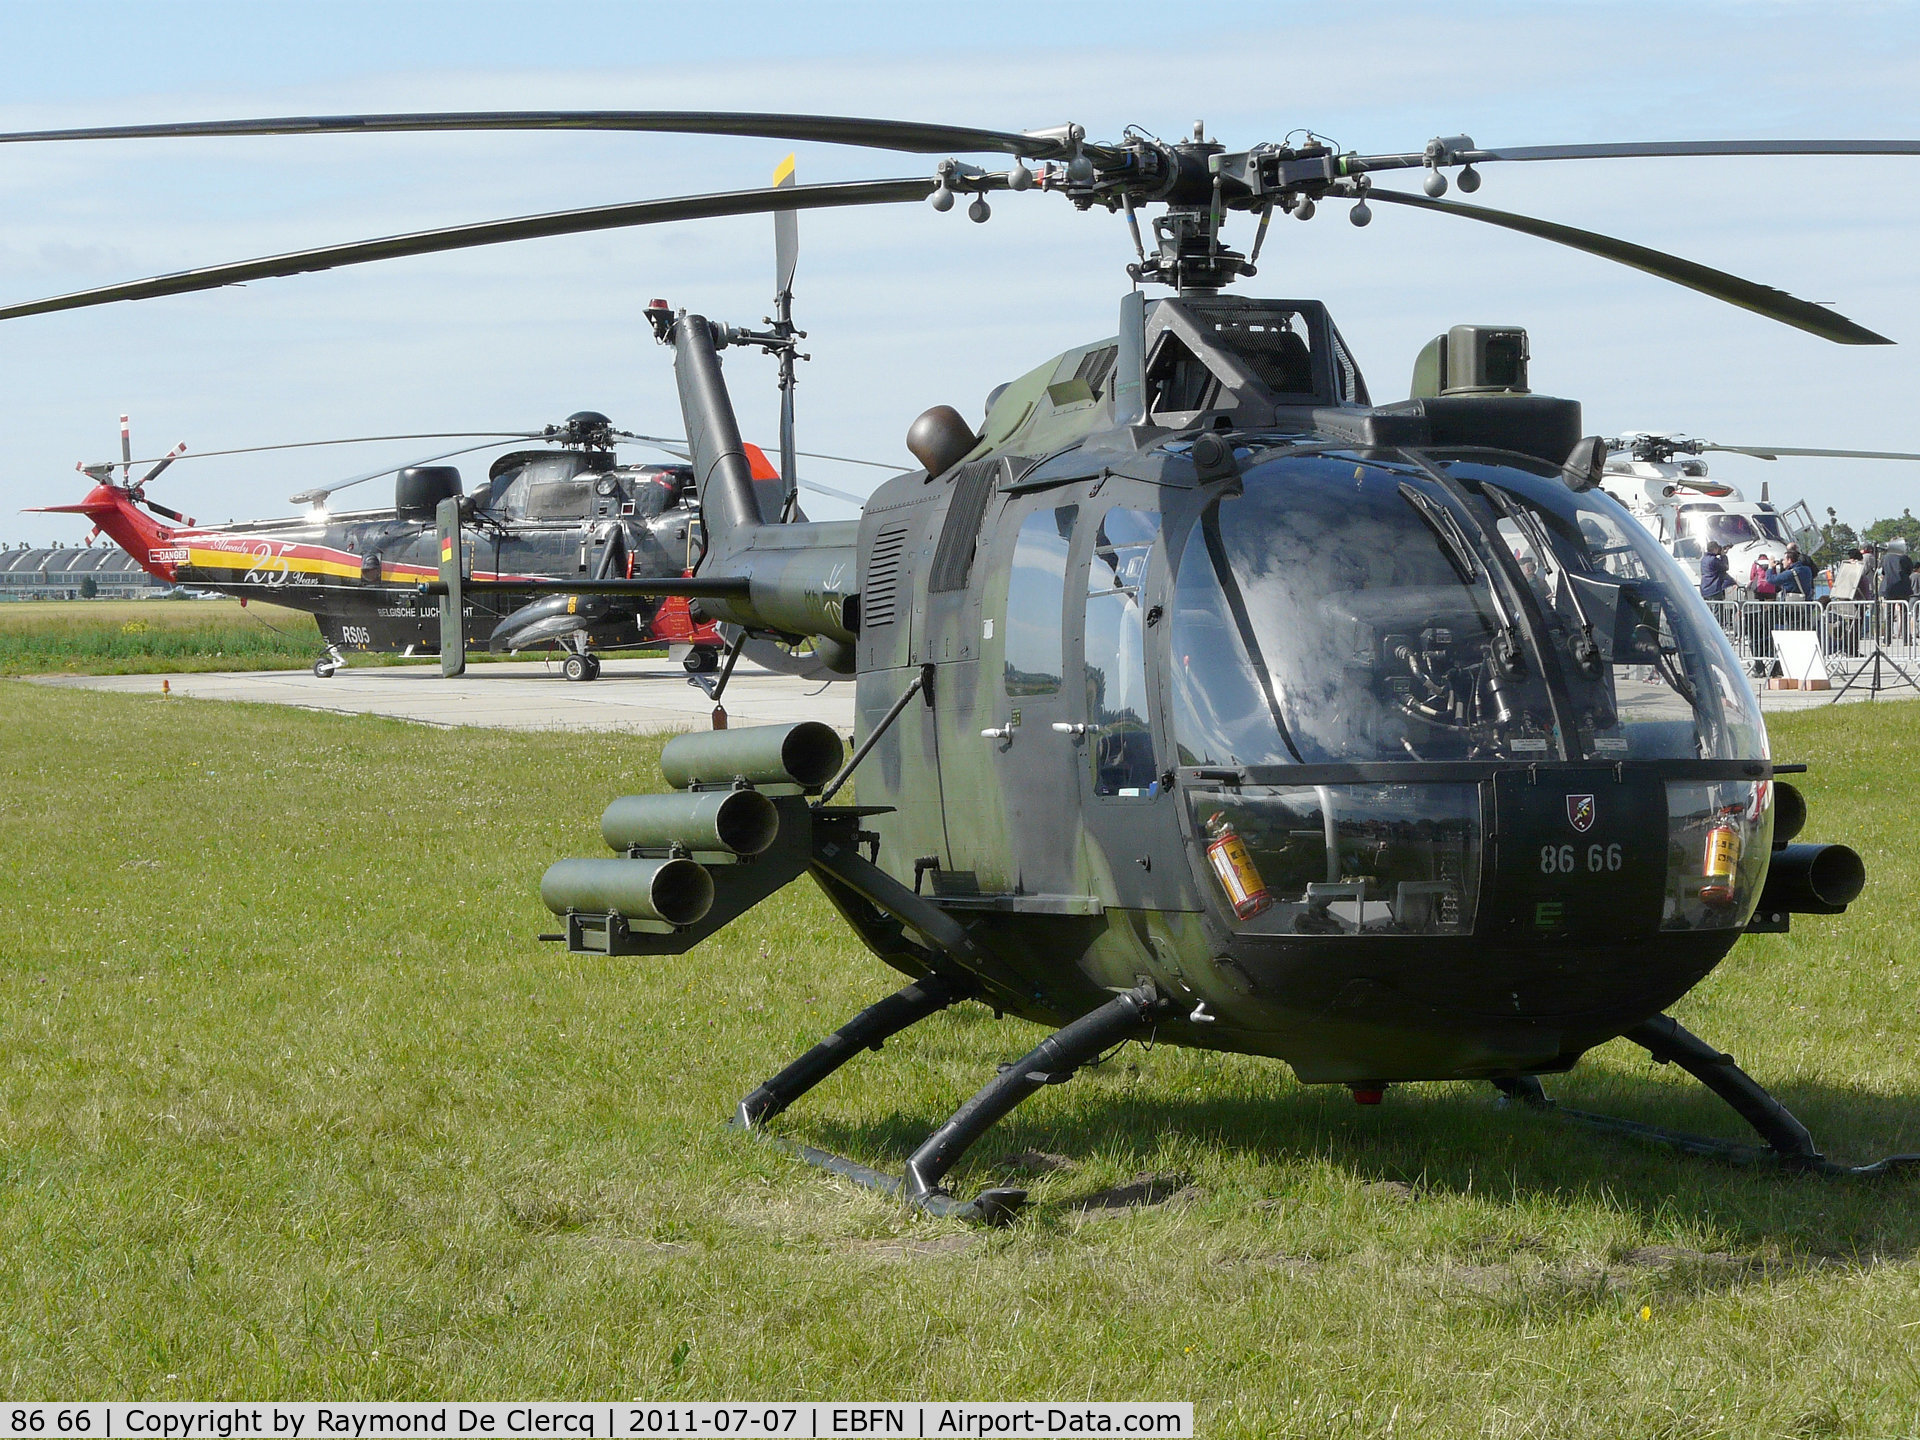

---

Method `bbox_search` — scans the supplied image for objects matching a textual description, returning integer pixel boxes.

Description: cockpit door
[973,498,1083,900]
[1073,505,1184,910]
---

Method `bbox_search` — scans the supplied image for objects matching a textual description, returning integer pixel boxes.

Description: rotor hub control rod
[902,984,1166,1221]
[735,972,976,1130]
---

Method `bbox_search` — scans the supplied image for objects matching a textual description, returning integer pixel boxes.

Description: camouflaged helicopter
[4,110,1916,1221]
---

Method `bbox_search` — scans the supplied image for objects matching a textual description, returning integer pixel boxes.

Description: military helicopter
[5,111,1918,1221]
[27,159,881,682]
[34,409,745,678]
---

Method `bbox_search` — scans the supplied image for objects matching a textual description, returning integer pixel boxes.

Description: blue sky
[4,0,1920,541]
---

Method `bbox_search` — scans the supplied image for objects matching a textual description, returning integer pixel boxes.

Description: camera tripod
[1831,597,1920,702]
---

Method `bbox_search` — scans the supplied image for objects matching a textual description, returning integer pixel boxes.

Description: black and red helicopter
[36,410,787,679]
[30,158,878,682]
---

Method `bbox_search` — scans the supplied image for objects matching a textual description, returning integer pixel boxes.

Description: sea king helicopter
[29,159,877,682]
[5,111,1917,1221]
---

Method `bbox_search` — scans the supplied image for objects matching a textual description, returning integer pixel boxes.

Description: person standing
[1833,549,1866,604]
[1777,545,1815,601]
[1881,538,1914,601]
[1830,548,1867,656]
[1746,552,1777,661]
[1881,538,1914,644]
[1699,540,1734,600]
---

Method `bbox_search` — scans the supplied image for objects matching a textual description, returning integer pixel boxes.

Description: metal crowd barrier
[1701,597,1920,679]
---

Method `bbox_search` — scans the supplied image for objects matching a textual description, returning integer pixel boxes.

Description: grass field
[1,680,1918,1432]
[0,600,350,675]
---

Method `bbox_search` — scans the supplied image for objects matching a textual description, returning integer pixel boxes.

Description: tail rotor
[84,414,194,525]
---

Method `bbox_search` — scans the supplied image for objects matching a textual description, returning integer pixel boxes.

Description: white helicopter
[1598,433,1920,592]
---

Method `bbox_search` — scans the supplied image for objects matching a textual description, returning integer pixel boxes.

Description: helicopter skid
[735,973,976,1129]
[732,981,1167,1225]
[1496,1014,1920,1177]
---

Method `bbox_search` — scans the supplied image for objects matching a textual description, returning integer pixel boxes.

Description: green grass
[0,600,351,675]
[2,681,1919,1432]
[0,601,660,675]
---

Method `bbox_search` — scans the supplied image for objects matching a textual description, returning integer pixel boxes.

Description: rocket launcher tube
[1757,843,1866,916]
[600,788,780,857]
[659,721,845,793]
[539,856,715,926]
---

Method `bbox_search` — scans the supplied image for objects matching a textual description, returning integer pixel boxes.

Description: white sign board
[1774,629,1828,686]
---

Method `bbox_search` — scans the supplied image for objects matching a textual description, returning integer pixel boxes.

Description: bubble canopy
[1169,448,1766,768]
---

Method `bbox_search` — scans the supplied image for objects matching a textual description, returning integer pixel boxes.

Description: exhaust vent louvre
[929,463,998,593]
[863,521,911,627]
[1074,344,1119,398]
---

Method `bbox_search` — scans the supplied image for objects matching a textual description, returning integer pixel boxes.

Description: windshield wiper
[1484,485,1603,677]
[1399,482,1524,673]
[1399,482,1477,582]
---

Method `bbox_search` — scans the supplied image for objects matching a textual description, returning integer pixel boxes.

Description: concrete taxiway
[26,656,1913,735]
[30,657,856,735]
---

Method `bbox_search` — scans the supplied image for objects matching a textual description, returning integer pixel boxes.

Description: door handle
[980,725,1015,741]
[1051,722,1090,736]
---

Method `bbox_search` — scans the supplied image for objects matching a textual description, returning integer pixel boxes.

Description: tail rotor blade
[120,414,131,484]
[772,154,800,513]
[137,442,188,488]
[143,498,193,524]
[778,386,798,516]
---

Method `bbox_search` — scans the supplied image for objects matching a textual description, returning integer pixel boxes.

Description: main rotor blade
[773,153,799,298]
[1361,188,1891,345]
[0,109,1066,158]
[288,438,565,506]
[0,178,937,321]
[1703,443,1920,461]
[796,476,870,506]
[114,430,541,469]
[1352,138,1920,175]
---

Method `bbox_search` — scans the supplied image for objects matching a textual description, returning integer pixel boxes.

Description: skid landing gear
[735,979,1167,1224]
[1495,1014,1920,1177]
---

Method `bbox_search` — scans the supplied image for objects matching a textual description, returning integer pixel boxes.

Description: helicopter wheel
[583,654,601,681]
[684,646,721,674]
[312,659,336,678]
[563,653,594,682]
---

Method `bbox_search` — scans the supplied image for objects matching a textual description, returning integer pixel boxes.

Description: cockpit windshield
[1170,450,1766,767]
[488,454,599,521]
[1684,510,1760,548]
[1434,456,1765,762]
[1171,452,1560,764]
